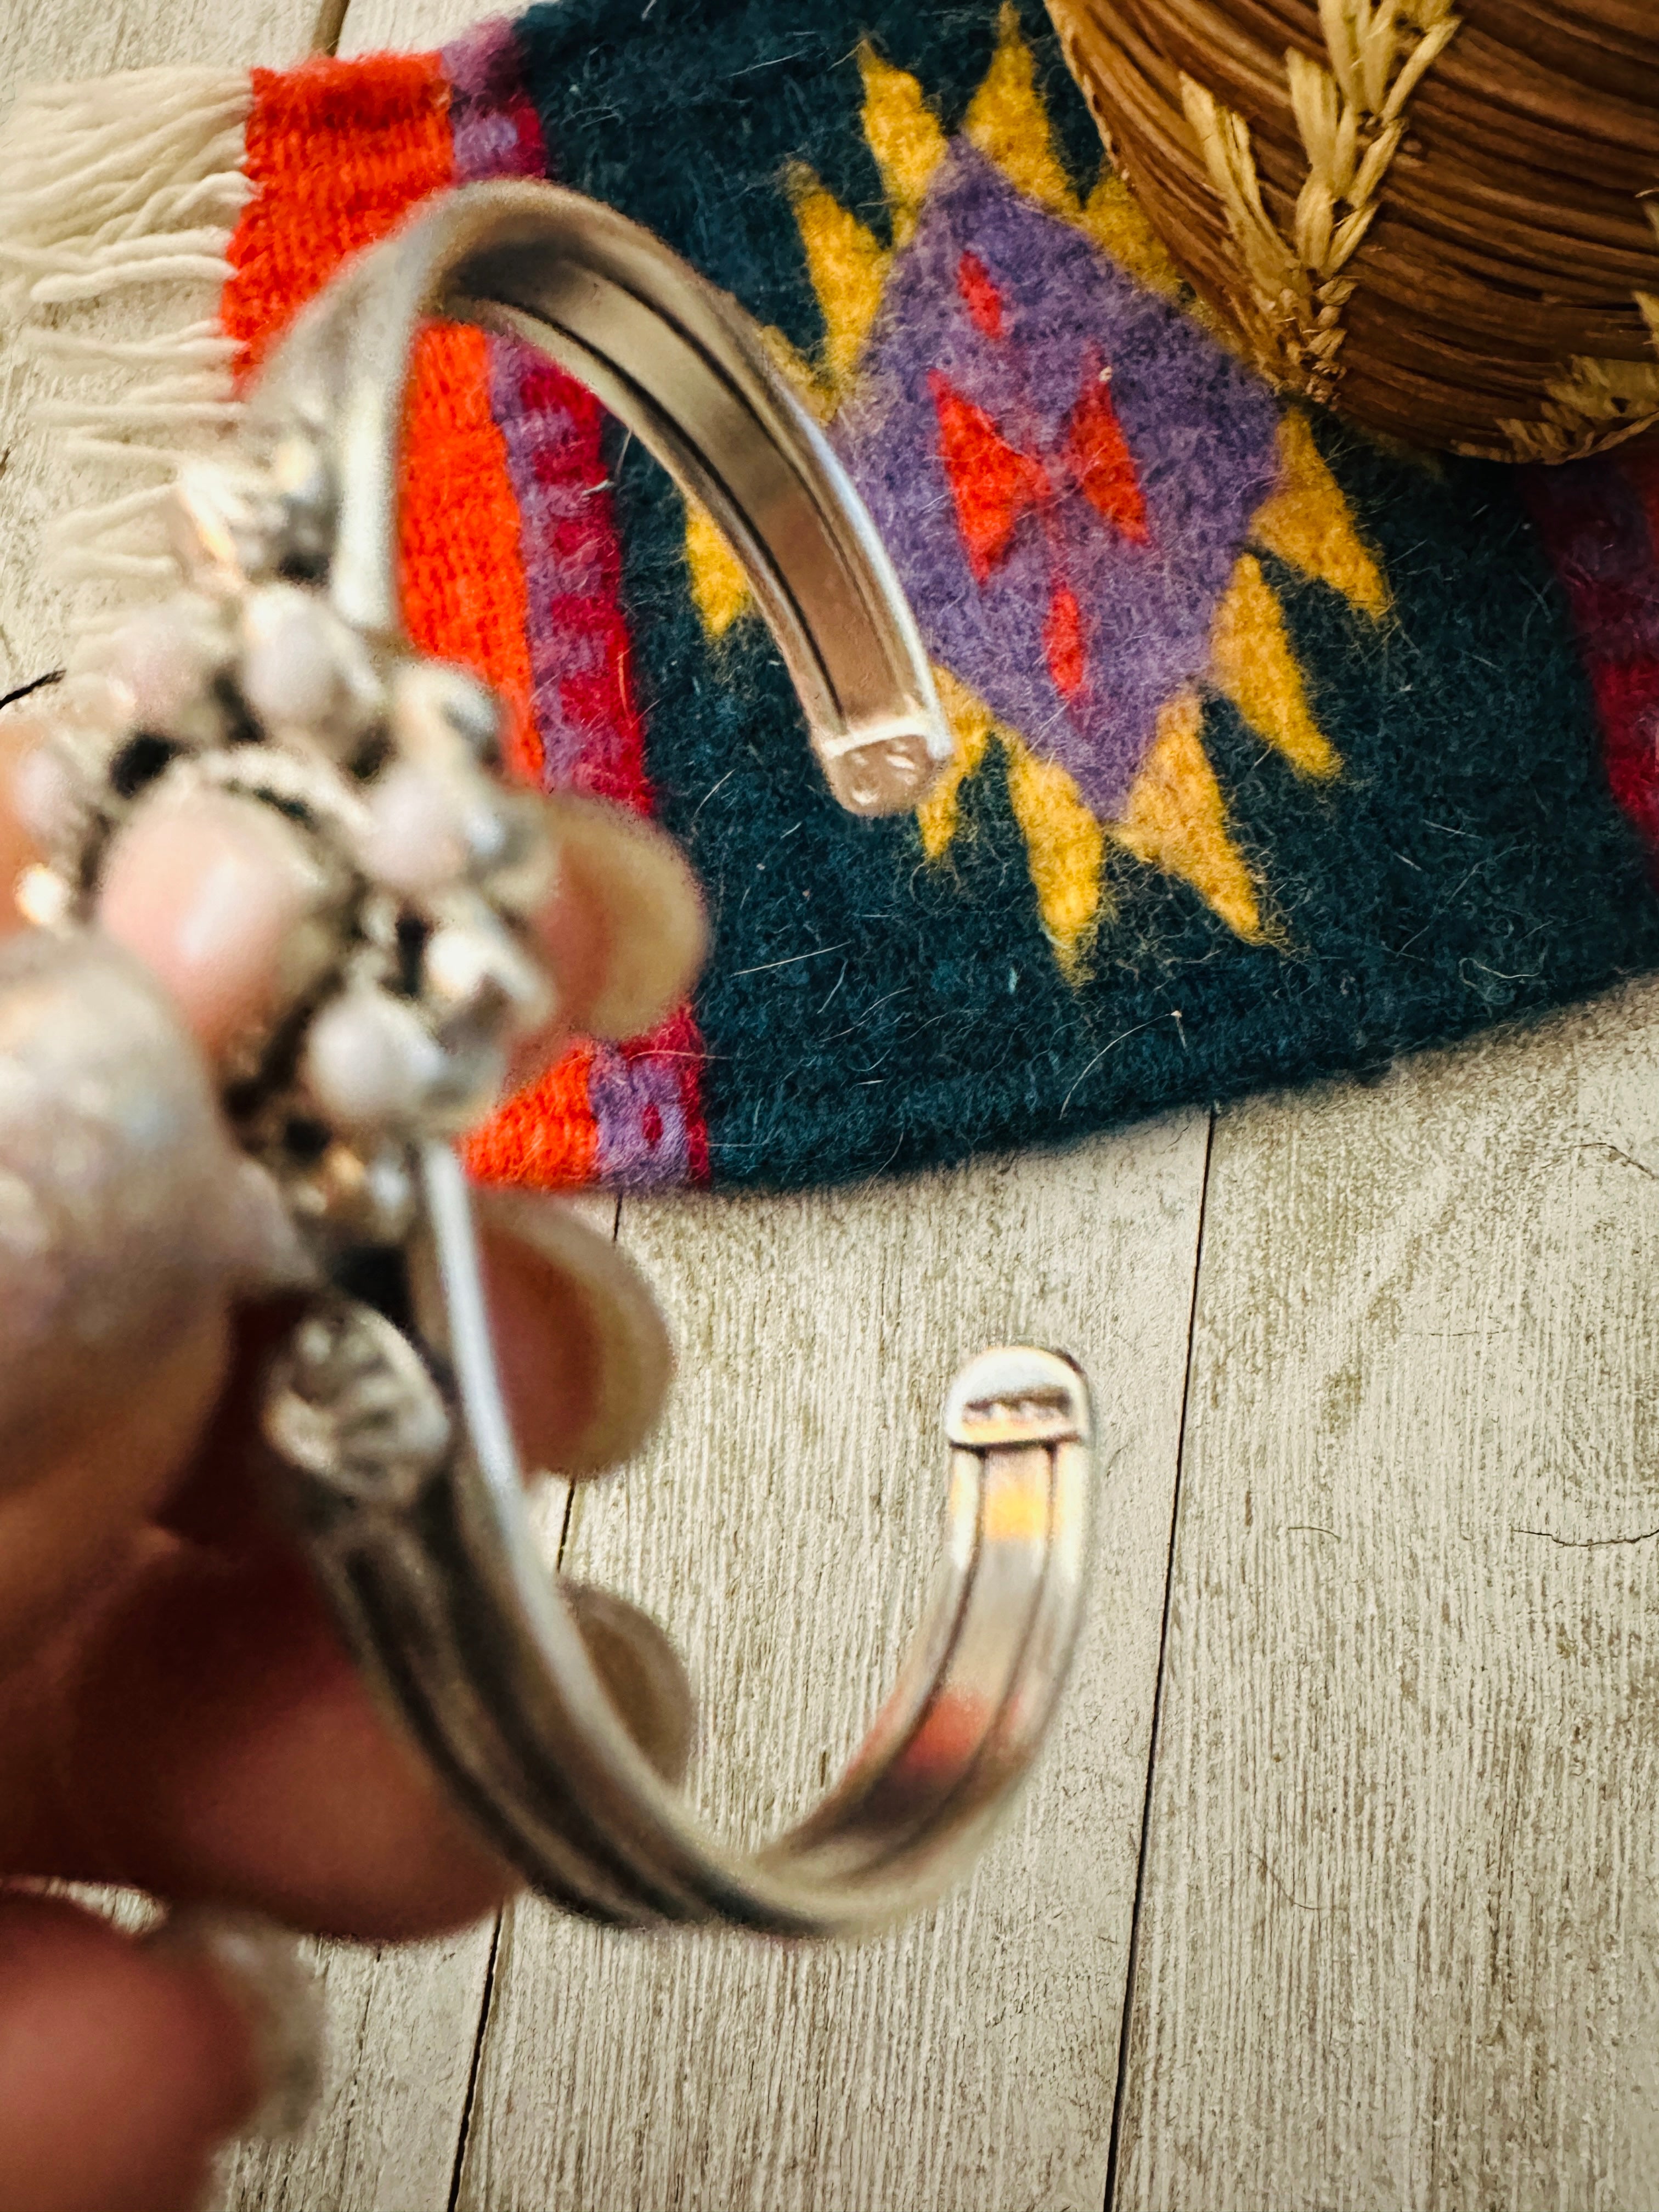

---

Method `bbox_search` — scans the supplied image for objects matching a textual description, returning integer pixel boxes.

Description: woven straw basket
[1047,0,1659,461]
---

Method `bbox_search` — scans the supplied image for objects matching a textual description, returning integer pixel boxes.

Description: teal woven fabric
[481,1,1659,1184]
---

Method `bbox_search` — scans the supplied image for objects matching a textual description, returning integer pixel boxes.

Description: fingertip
[526,795,706,1056]
[0,1303,230,1677]
[480,1192,674,1476]
[0,932,250,1661]
[0,695,50,938]
[0,1892,262,2212]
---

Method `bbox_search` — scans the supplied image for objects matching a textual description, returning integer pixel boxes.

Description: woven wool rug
[6,0,1659,1190]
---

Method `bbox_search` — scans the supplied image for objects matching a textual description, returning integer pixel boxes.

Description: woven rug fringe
[0,69,253,639]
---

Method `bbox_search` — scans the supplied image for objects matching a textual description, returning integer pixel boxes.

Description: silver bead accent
[357,761,473,896]
[302,981,450,1132]
[263,1296,450,1506]
[390,659,504,767]
[287,1140,416,1244]
[43,442,551,1252]
[423,902,554,1033]
[14,863,74,930]
[239,583,383,741]
[103,596,232,735]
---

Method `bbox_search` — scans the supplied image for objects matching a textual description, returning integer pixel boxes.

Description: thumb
[0,932,245,1668]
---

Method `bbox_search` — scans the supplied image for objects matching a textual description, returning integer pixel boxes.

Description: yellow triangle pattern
[675,7,1392,970]
[859,44,949,247]
[918,665,995,859]
[1208,553,1341,780]
[921,668,1109,974]
[758,322,834,421]
[963,4,1074,217]
[786,165,890,394]
[1114,691,1262,940]
[1078,171,1184,300]
[1001,725,1110,977]
[684,501,751,640]
[1249,411,1389,617]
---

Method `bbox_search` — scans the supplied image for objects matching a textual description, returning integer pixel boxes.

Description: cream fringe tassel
[0,67,253,639]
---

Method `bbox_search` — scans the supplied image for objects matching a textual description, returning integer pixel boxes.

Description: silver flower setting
[22,456,555,1258]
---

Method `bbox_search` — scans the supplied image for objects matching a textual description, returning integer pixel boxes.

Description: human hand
[0,697,704,2212]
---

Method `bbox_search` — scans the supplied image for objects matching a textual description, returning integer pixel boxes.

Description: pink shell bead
[358,761,472,895]
[107,600,219,729]
[97,787,328,1057]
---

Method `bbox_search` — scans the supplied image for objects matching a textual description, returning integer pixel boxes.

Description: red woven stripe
[222,53,601,1184]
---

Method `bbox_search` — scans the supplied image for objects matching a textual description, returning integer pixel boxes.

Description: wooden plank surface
[223,1928,495,2212]
[336,0,467,47]
[457,1124,1207,2211]
[331,8,1195,2204]
[1113,976,1659,2210]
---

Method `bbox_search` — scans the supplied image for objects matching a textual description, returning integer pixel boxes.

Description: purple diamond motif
[833,145,1284,819]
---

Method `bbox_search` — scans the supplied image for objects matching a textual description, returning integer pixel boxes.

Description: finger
[479,1190,674,1475]
[0,934,242,1669]
[12,1536,516,1940]
[0,694,47,936]
[95,786,333,1064]
[3,679,705,1071]
[84,760,703,1078]
[14,1537,696,1937]
[0,1317,227,1677]
[512,793,707,1081]
[563,1583,695,1785]
[0,1892,261,2212]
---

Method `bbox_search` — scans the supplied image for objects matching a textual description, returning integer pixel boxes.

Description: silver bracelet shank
[233,184,1093,1938]
[290,1144,1090,1932]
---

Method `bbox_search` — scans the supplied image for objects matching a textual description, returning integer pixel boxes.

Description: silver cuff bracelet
[30,181,1094,1938]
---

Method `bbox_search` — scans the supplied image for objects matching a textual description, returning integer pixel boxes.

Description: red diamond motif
[927,369,1051,586]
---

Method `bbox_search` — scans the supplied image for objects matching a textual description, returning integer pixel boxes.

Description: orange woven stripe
[222,53,539,780]
[463,1043,602,1187]
[399,321,541,785]
[224,56,449,365]
[219,52,599,1181]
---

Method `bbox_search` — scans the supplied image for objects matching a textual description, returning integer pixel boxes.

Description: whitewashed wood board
[336,0,478,51]
[224,1927,496,2212]
[0,0,321,690]
[1114,977,1659,2211]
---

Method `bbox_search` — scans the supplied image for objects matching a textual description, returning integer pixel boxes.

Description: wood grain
[1113,977,1659,2210]
[0,0,312,115]
[27,8,1659,2208]
[298,20,1201,2205]
[455,1121,1207,2212]
[217,1192,613,2212]
[222,1929,496,2212]
[335,0,479,55]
